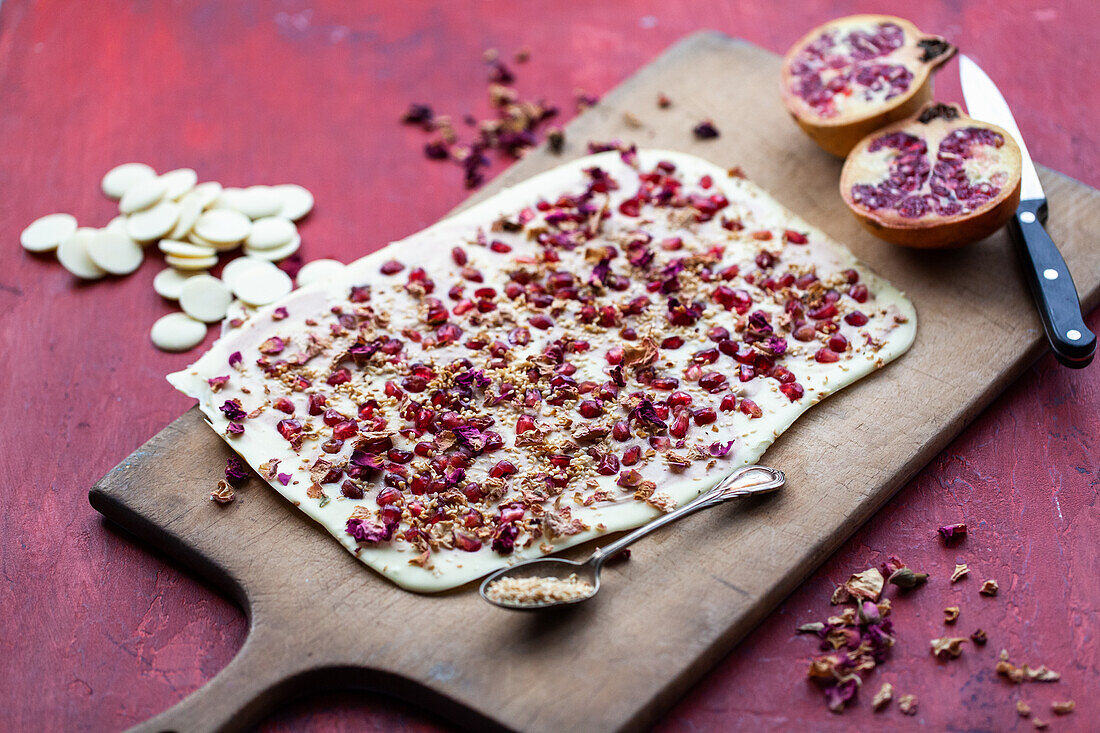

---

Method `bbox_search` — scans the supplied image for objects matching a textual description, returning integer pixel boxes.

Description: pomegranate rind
[780,14,956,157]
[840,103,1023,248]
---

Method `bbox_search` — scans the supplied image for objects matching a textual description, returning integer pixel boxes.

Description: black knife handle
[1007,199,1096,367]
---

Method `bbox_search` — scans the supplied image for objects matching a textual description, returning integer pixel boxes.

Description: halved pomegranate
[781,15,956,157]
[840,103,1022,248]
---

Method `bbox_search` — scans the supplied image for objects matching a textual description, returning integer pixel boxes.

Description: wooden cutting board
[90,32,1100,732]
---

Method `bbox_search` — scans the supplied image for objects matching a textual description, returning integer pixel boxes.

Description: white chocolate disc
[158,239,215,258]
[190,181,223,210]
[244,233,300,262]
[87,229,144,275]
[153,267,206,300]
[213,187,247,211]
[236,185,283,219]
[102,163,156,200]
[190,230,241,252]
[220,256,274,290]
[179,274,233,323]
[159,168,198,200]
[21,213,77,252]
[296,258,344,287]
[119,176,168,214]
[194,209,251,244]
[273,184,314,221]
[151,312,207,352]
[127,200,181,242]
[105,215,130,236]
[231,264,292,305]
[168,193,203,240]
[245,216,296,250]
[166,253,219,270]
[57,228,107,279]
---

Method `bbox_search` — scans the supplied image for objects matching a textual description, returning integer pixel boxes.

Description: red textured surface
[2,1,1097,730]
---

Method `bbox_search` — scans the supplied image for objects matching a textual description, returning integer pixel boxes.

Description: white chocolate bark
[169,150,916,592]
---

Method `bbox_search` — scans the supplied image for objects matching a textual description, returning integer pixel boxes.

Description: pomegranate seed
[276,419,302,441]
[720,393,738,412]
[699,372,727,392]
[606,346,624,365]
[376,487,401,506]
[828,333,849,352]
[578,400,603,419]
[694,408,717,425]
[692,347,719,365]
[809,303,838,320]
[273,397,294,414]
[379,260,404,275]
[451,247,467,266]
[332,420,359,440]
[516,415,537,434]
[708,326,730,342]
[843,268,859,284]
[322,409,343,427]
[740,398,762,418]
[489,460,517,478]
[413,442,433,457]
[651,377,679,391]
[622,445,642,465]
[793,324,817,342]
[490,240,512,253]
[661,336,684,350]
[529,314,554,330]
[849,284,869,303]
[739,364,755,382]
[844,310,869,326]
[549,454,572,468]
[307,394,326,415]
[785,229,808,244]
[596,454,620,475]
[322,439,344,454]
[670,413,690,439]
[409,474,430,495]
[815,348,840,363]
[667,391,693,407]
[755,251,776,269]
[780,382,804,401]
[612,421,631,441]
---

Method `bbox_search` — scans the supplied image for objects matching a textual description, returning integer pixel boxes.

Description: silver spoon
[479,464,784,610]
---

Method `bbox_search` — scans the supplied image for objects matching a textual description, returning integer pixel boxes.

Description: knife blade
[959,54,1095,367]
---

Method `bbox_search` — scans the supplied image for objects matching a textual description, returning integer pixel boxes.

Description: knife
[959,54,1095,368]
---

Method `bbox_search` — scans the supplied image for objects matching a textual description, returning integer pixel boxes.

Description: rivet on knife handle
[1008,199,1096,367]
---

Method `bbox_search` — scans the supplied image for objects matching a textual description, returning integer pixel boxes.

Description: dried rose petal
[225,456,249,486]
[228,351,242,367]
[898,694,917,715]
[938,522,967,542]
[950,563,970,582]
[979,579,999,596]
[930,636,967,659]
[943,605,960,624]
[844,568,885,601]
[207,375,230,391]
[970,628,987,645]
[872,682,893,711]
[210,480,234,504]
[276,473,291,486]
[692,120,720,139]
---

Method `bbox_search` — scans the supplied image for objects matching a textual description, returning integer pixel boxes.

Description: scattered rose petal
[1051,700,1075,715]
[844,568,884,601]
[225,456,249,485]
[228,350,242,367]
[898,694,918,715]
[938,522,967,542]
[692,119,720,139]
[931,636,968,660]
[872,682,893,711]
[210,480,234,504]
[980,579,999,596]
[1017,700,1032,717]
[943,606,960,624]
[277,473,291,486]
[951,563,970,582]
[207,375,230,391]
[971,628,988,645]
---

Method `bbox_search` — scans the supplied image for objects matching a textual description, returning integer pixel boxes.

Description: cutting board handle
[130,626,301,733]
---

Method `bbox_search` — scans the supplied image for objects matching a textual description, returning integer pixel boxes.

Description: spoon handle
[589,465,784,568]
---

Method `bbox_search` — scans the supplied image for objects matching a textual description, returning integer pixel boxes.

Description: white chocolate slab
[170,150,916,593]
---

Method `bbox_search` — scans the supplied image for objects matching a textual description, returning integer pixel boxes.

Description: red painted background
[1,1,1097,731]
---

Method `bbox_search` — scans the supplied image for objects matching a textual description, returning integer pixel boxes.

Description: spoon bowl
[479,464,784,610]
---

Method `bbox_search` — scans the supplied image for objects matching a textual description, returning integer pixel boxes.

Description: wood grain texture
[4,2,1100,731]
[87,33,1100,733]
